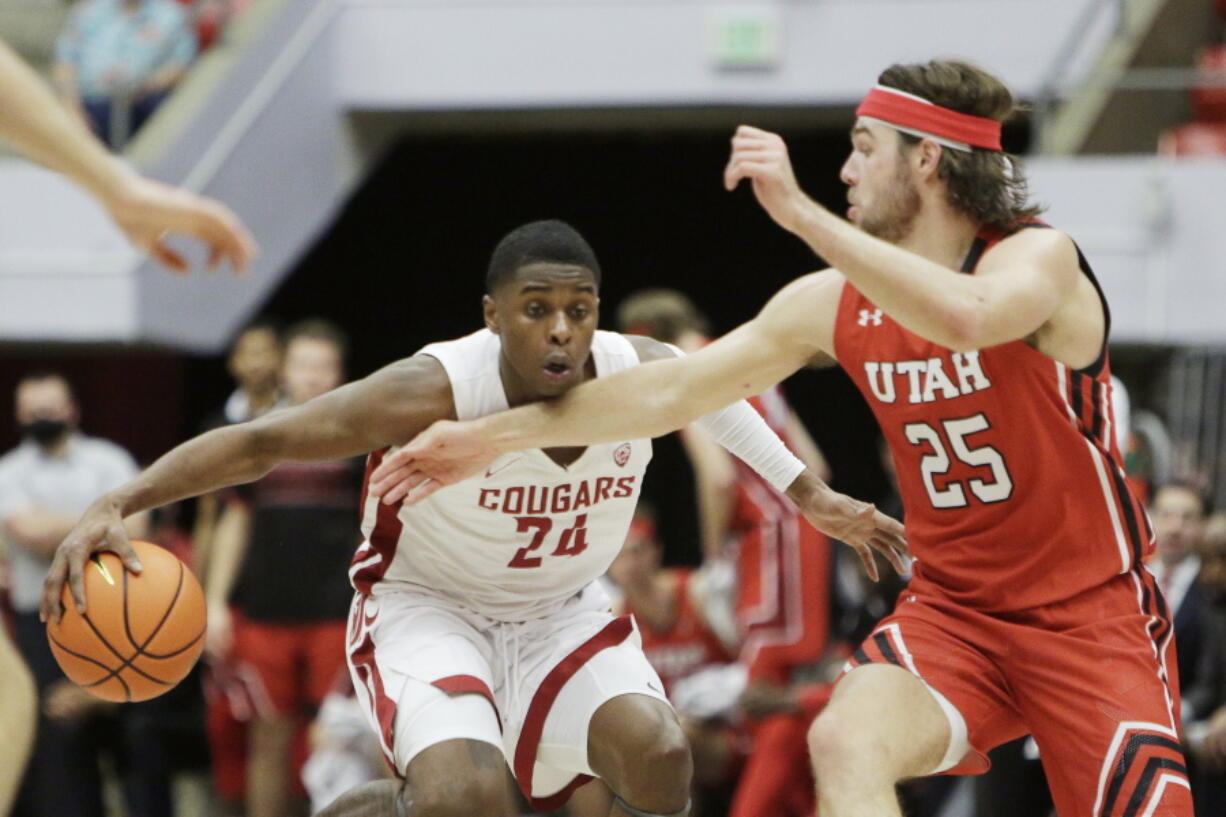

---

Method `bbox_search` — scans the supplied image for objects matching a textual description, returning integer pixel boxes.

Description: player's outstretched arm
[40,356,454,623]
[0,38,255,273]
[369,273,839,503]
[629,334,907,576]
[724,126,1082,353]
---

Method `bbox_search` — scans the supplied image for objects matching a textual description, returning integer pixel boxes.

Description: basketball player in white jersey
[42,220,905,817]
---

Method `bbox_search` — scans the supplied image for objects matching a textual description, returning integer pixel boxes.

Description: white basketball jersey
[349,329,652,621]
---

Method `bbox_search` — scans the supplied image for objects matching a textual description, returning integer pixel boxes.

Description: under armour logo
[858,309,883,327]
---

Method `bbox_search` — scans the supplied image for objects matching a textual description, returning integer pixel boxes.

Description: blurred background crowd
[2,1,1226,816]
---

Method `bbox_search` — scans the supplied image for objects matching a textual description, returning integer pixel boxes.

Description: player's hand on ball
[800,486,908,582]
[723,126,813,234]
[40,494,142,624]
[369,419,500,506]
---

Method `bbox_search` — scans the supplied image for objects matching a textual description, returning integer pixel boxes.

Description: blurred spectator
[204,320,362,817]
[194,319,283,573]
[0,371,157,817]
[53,0,197,148]
[1184,512,1226,814]
[1149,482,1225,813]
[1149,481,1213,692]
[193,319,283,817]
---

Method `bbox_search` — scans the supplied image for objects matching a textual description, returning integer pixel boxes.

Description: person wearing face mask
[0,371,151,817]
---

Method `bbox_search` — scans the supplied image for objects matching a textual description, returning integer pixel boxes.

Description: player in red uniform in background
[617,290,833,689]
[605,512,738,817]
[617,291,833,817]
[375,59,1191,817]
[608,513,734,696]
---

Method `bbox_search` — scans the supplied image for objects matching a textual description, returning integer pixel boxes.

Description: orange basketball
[46,540,206,702]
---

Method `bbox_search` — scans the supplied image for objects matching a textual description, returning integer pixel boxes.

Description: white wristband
[655,342,806,493]
[694,399,806,493]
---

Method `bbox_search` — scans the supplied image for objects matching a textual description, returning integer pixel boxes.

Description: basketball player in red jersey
[372,60,1192,817]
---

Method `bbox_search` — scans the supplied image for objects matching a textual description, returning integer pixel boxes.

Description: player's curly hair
[878,60,1044,229]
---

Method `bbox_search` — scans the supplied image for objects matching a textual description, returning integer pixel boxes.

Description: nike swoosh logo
[646,681,663,694]
[485,457,521,478]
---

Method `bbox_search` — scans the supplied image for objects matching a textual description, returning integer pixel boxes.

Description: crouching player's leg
[321,596,515,817]
[512,617,692,817]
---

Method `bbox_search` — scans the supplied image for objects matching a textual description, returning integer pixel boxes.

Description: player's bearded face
[859,149,921,242]
[489,263,600,400]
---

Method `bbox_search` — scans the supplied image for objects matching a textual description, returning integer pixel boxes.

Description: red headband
[856,85,1003,151]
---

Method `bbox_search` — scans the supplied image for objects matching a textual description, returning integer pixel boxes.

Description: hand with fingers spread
[793,481,908,582]
[723,125,815,235]
[369,419,500,506]
[39,494,143,625]
[102,171,257,275]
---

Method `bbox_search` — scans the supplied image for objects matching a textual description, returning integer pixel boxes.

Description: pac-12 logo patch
[613,443,632,467]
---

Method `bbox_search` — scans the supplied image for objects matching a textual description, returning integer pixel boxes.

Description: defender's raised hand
[723,125,815,234]
[103,172,257,275]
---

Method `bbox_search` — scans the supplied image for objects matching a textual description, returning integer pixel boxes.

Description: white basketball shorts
[345,581,670,811]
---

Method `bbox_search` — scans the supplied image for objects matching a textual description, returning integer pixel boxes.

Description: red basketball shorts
[845,566,1192,817]
[231,612,349,716]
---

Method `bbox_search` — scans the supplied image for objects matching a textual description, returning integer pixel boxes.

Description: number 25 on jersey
[905,412,1013,509]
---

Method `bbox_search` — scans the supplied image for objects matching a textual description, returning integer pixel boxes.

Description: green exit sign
[710,8,780,70]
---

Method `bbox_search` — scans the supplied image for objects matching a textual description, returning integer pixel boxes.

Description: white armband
[694,399,806,493]
[654,342,806,493]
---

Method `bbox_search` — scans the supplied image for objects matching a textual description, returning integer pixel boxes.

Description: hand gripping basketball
[41,495,143,625]
[45,540,206,702]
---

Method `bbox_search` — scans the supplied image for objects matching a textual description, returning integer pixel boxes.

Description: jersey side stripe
[351,449,405,595]
[1056,362,1132,573]
[1070,369,1086,426]
[1134,567,1177,727]
[1086,373,1105,442]
[1066,366,1145,565]
[1108,462,1145,565]
[1099,380,1115,450]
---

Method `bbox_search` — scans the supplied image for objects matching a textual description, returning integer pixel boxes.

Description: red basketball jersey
[833,223,1153,611]
[629,570,733,694]
[730,387,798,532]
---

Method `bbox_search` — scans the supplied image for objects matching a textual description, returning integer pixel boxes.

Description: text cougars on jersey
[865,351,991,404]
[478,477,638,515]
